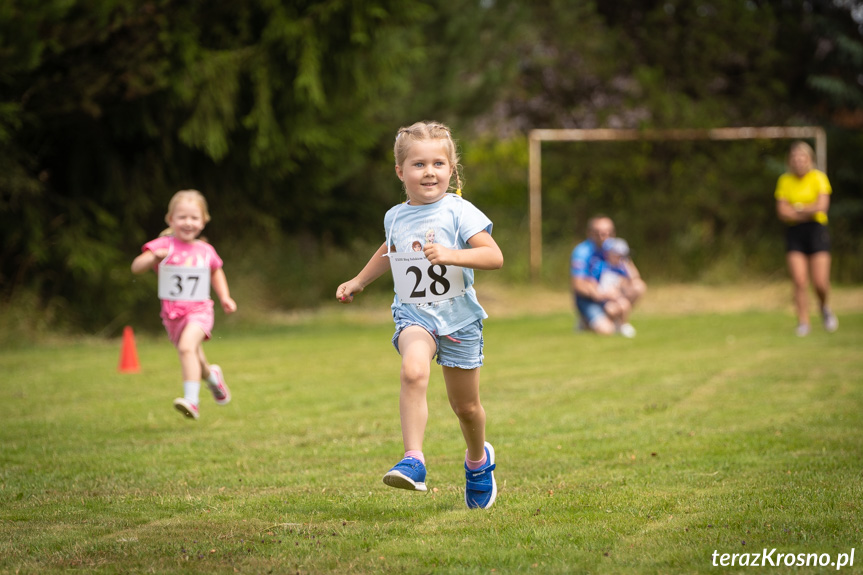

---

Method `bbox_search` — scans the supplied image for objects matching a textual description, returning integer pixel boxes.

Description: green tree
[3,0,862,336]
[468,0,863,283]
[0,0,431,332]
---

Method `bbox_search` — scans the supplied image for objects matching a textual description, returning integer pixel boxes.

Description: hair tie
[456,188,462,196]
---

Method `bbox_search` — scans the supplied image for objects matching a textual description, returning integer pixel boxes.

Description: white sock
[183,381,200,405]
[205,371,219,386]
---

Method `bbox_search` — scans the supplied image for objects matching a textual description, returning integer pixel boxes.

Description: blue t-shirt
[570,239,604,303]
[384,194,492,336]
[570,239,604,280]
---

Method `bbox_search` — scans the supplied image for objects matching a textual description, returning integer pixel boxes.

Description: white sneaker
[173,398,199,419]
[207,365,231,405]
[795,324,810,337]
[822,309,838,333]
[617,323,636,338]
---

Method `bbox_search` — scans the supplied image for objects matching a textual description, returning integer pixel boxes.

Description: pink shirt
[142,236,223,320]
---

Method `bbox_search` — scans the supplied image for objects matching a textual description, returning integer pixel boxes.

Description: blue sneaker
[465,442,497,509]
[382,457,427,492]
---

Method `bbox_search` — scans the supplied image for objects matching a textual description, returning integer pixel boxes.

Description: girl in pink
[131,190,237,420]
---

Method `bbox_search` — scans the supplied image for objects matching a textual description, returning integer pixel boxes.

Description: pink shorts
[161,303,214,347]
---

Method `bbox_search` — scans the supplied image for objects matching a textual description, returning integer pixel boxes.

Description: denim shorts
[574,295,607,327]
[392,315,484,370]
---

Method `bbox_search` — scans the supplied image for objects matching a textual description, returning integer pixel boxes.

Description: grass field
[2,284,862,574]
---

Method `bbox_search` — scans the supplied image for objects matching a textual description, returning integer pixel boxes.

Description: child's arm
[336,242,391,303]
[131,248,168,274]
[211,268,237,314]
[622,258,642,282]
[422,230,503,270]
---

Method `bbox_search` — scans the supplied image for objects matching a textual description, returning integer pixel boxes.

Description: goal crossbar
[527,126,827,279]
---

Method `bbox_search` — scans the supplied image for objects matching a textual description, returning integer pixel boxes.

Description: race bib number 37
[158,265,211,302]
[389,252,466,304]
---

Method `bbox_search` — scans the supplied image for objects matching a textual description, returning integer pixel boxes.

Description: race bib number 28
[389,252,466,304]
[158,265,211,301]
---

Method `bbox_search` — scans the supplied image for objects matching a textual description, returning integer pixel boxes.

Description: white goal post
[527,126,827,280]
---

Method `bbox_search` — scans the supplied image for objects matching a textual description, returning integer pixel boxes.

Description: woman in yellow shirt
[774,141,838,336]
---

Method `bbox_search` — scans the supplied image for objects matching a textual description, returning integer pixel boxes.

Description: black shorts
[785,222,830,255]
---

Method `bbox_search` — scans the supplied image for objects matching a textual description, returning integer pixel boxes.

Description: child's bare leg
[442,366,486,462]
[176,325,207,382]
[603,300,624,324]
[591,314,617,335]
[197,346,212,380]
[615,297,632,324]
[622,278,647,305]
[397,326,436,453]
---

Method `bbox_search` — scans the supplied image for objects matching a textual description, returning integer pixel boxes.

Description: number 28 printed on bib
[389,252,466,304]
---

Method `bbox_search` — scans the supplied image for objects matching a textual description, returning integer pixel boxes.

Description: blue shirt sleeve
[456,197,493,245]
[570,241,594,279]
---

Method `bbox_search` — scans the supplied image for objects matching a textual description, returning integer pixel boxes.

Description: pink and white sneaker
[207,365,231,405]
[173,398,199,420]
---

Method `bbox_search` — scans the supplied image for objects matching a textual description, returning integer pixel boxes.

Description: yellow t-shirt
[774,169,831,225]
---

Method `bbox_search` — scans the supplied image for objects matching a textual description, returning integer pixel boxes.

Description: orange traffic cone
[118,326,141,373]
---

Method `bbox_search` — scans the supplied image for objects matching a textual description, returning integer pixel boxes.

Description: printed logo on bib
[158,265,211,301]
[389,252,466,304]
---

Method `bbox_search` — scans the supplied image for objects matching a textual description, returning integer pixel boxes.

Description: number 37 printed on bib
[158,265,211,301]
[388,252,466,304]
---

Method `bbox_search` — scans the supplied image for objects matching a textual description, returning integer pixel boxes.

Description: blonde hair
[160,189,211,237]
[393,121,464,195]
[788,141,815,164]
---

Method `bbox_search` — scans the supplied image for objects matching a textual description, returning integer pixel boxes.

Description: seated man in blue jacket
[570,215,646,337]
